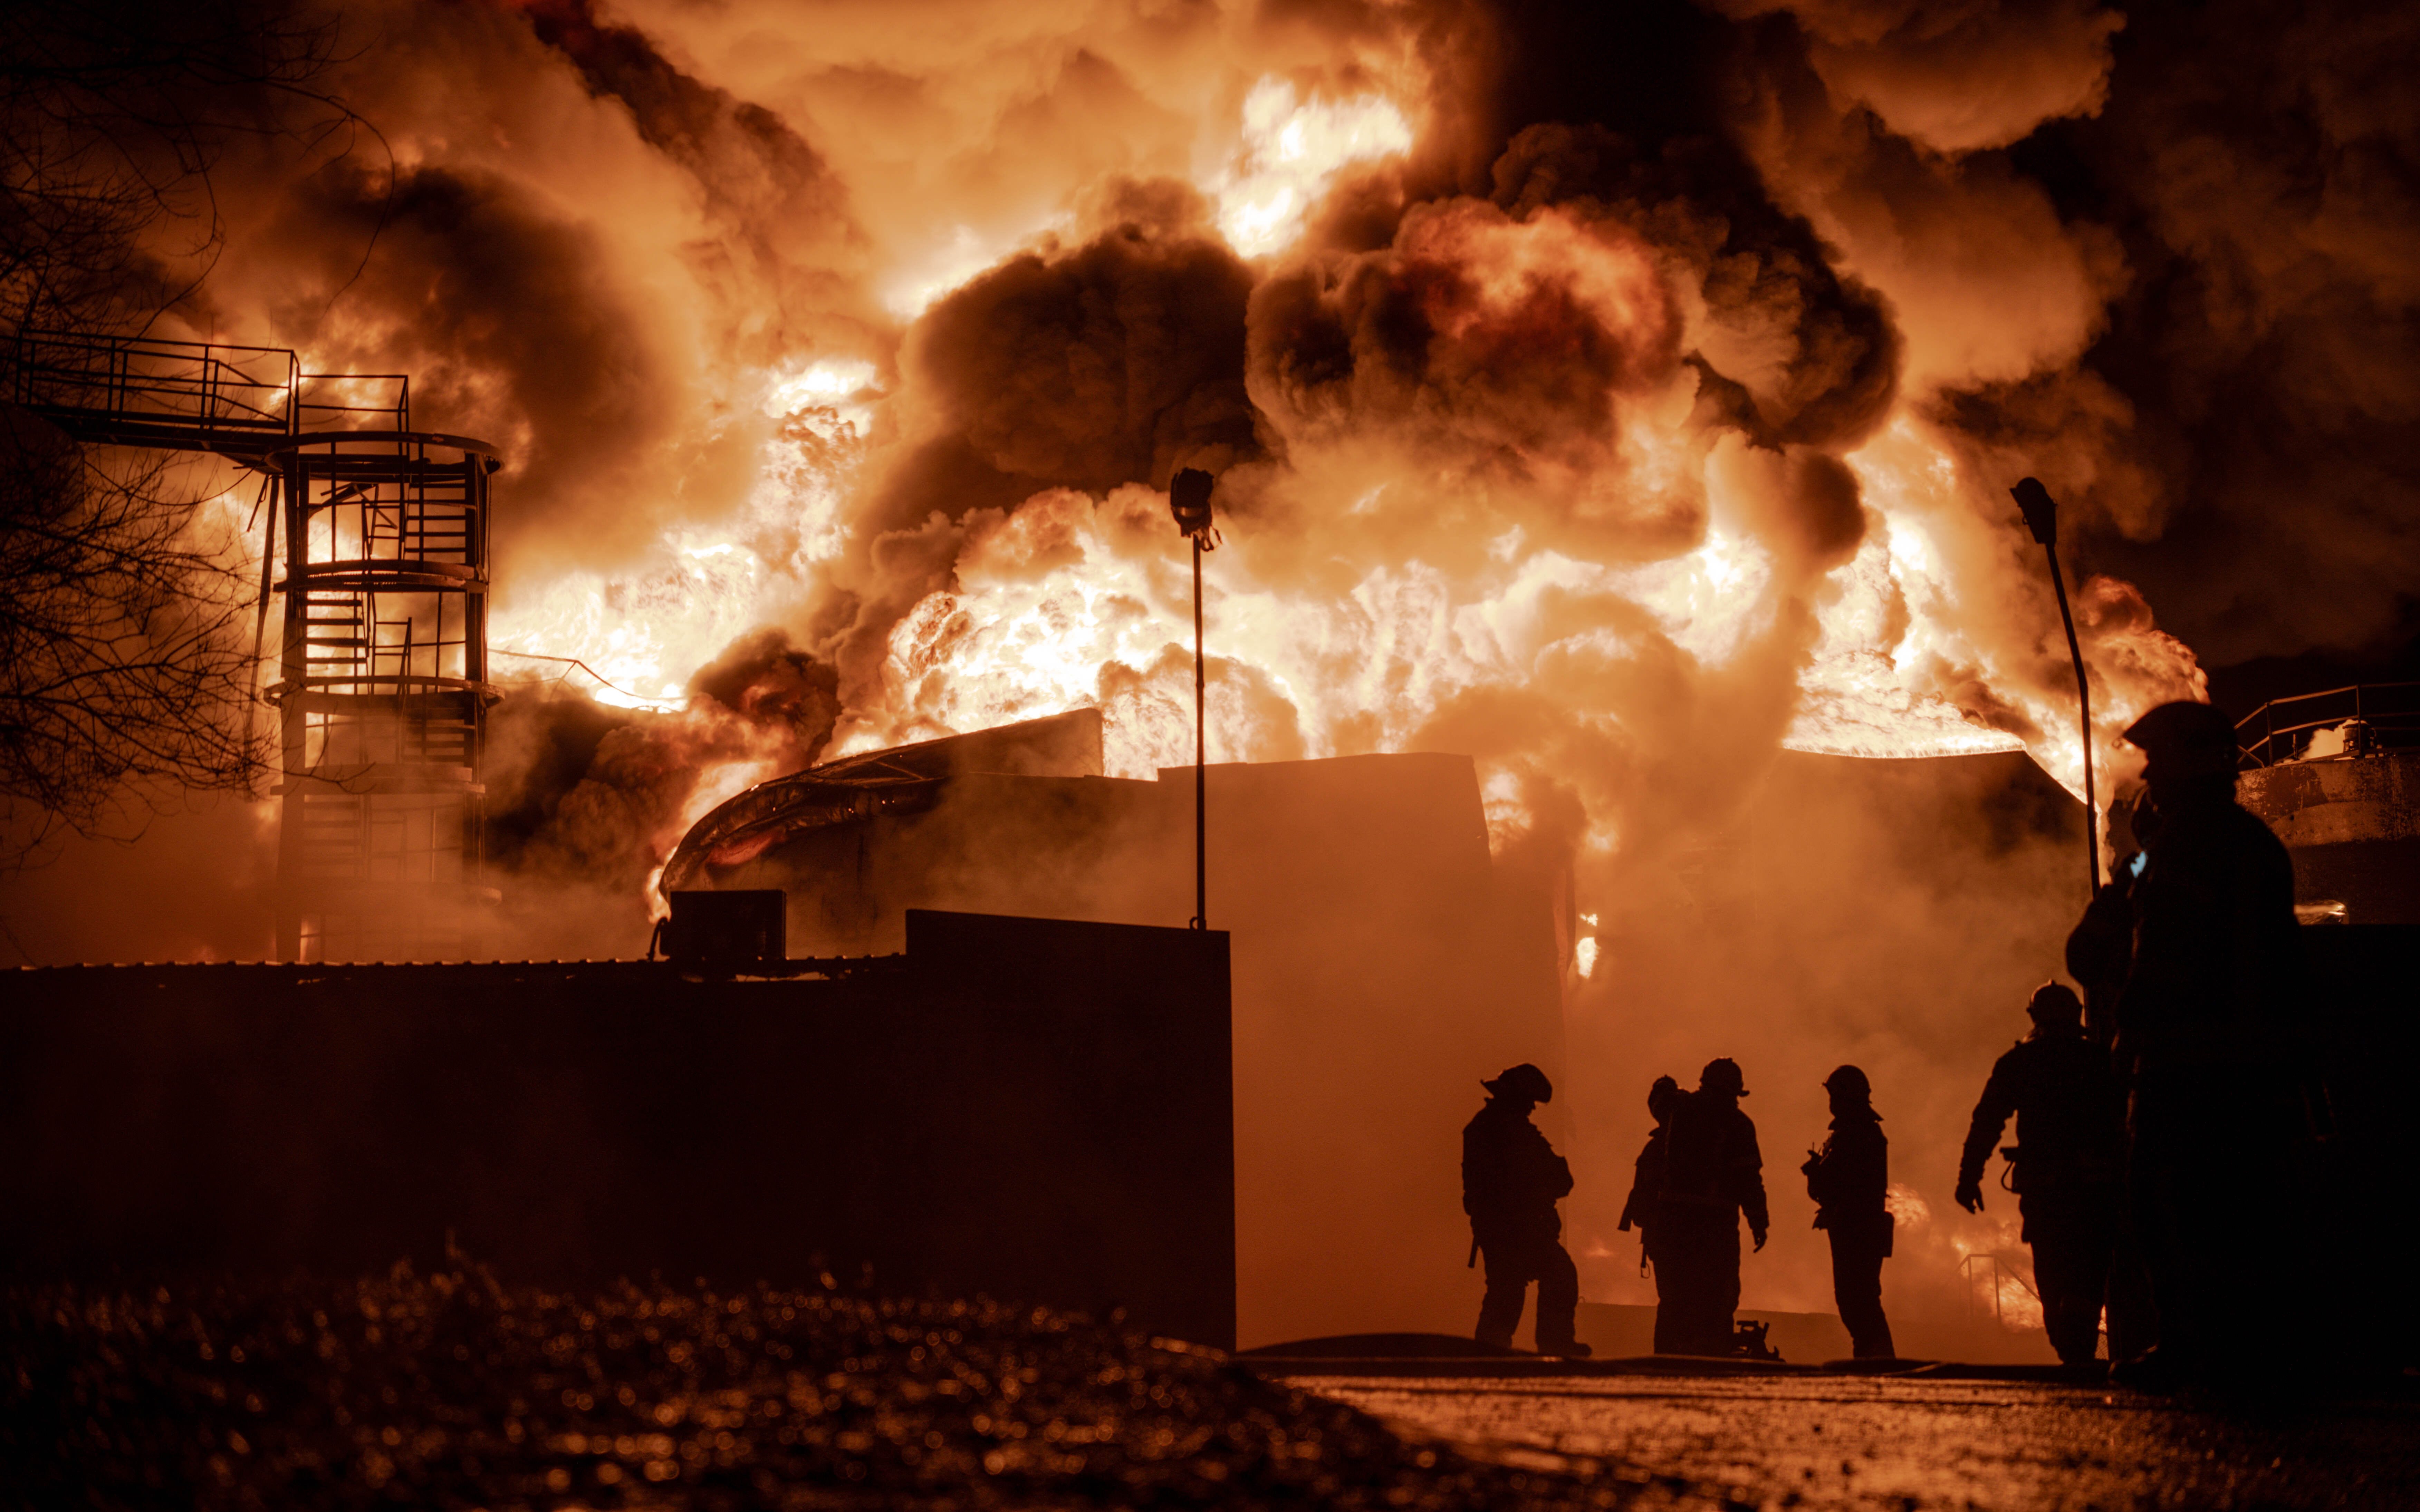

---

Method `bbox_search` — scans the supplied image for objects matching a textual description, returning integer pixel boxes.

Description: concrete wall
[0,910,1236,1348]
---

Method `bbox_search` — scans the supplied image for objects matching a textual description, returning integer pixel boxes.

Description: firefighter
[1619,1075,1681,1348]
[1956,982,2123,1368]
[1802,1064,1896,1359]
[2065,700,2307,1382]
[1462,1063,1589,1356]
[1653,1058,1768,1356]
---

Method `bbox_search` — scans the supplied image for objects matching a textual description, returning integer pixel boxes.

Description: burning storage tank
[2234,686,2420,925]
[662,709,1566,1348]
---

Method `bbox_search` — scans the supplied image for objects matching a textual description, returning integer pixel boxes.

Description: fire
[870,76,1414,320]
[845,412,2164,811]
[472,44,2200,894]
[491,543,767,709]
[1211,78,1415,258]
[760,357,878,424]
[835,486,1297,776]
[488,358,875,706]
[1948,1214,2049,1333]
[881,220,1071,321]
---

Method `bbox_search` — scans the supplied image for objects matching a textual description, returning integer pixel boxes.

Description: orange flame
[488,66,2201,888]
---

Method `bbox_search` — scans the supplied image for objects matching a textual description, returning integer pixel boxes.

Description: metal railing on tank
[2236,684,2420,768]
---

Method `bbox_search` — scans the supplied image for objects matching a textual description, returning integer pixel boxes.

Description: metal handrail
[1960,1251,2040,1327]
[10,330,294,429]
[2237,683,2420,768]
[8,328,412,446]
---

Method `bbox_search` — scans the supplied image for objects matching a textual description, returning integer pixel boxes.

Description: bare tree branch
[0,1,371,869]
[0,411,265,864]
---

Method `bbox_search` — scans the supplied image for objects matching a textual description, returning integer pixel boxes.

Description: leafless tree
[0,411,265,861]
[0,1,377,867]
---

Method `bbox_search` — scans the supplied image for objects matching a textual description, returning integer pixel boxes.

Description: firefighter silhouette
[1461,1063,1588,1356]
[1651,1058,1768,1356]
[1958,981,2123,1367]
[1619,1074,1682,1338]
[2067,700,2310,1382]
[1803,1064,1896,1359]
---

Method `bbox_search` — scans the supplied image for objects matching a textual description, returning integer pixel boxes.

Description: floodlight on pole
[1169,467,1218,930]
[2011,476,2098,897]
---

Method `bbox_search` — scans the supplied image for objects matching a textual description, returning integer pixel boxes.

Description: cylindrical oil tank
[2237,742,2420,926]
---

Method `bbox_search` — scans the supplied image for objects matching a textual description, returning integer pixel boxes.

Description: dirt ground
[10,1267,2415,1510]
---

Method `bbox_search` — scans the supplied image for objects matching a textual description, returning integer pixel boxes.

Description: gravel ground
[1,1263,1708,1511]
[1301,1371,2420,1511]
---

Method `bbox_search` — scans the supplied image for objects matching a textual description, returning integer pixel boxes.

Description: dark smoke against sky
[3,0,2413,960]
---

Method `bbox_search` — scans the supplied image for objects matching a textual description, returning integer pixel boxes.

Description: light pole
[2010,476,2097,896]
[1169,467,1217,930]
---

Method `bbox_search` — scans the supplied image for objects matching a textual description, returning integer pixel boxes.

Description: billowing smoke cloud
[263,161,675,560]
[910,194,1256,498]
[2044,0,2420,666]
[474,627,842,955]
[1723,0,2418,669]
[1715,0,2126,156]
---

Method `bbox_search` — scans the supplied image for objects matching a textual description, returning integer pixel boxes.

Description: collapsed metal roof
[657,708,1105,896]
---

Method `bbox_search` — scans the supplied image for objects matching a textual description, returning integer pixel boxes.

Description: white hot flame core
[879,217,1073,320]
[1212,78,1414,258]
[846,416,2091,800]
[761,357,877,422]
[488,357,875,707]
[491,541,769,709]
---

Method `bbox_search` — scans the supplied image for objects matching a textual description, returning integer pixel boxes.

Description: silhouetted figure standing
[1802,1065,1895,1359]
[1957,982,2123,1367]
[2067,701,2306,1382]
[1462,1063,1588,1356]
[1653,1058,1768,1355]
[1619,1075,1681,1337]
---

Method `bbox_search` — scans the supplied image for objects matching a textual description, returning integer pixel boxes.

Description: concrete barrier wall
[0,909,1235,1347]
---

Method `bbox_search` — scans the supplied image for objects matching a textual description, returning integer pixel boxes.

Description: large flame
[487,66,2201,882]
[838,415,2162,795]
[490,358,877,707]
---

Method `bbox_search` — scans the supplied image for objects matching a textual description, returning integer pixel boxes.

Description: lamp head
[1170,467,1214,537]
[2010,476,2057,547]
